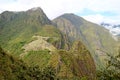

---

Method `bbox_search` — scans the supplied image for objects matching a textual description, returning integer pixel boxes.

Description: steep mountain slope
[0,47,58,80]
[53,13,119,68]
[0,8,96,79]
[23,41,96,79]
[0,7,61,55]
[0,47,33,80]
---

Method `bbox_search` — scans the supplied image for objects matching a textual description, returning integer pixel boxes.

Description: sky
[0,0,120,24]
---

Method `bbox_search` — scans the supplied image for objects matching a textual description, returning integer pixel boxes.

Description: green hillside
[0,47,30,80]
[0,8,97,79]
[22,41,96,80]
[53,13,119,69]
[0,47,58,80]
[0,8,61,56]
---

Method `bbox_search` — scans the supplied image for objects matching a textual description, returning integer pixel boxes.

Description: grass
[23,50,51,68]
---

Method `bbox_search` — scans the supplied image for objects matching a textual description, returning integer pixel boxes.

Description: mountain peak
[28,7,43,12]
[0,7,51,26]
[59,13,80,19]
[54,13,84,27]
[62,13,76,16]
[27,7,44,13]
[25,7,51,25]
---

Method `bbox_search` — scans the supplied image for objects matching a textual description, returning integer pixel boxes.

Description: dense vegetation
[97,48,120,80]
[23,50,51,68]
[0,47,57,80]
[49,41,96,80]
[21,41,96,79]
[0,8,61,56]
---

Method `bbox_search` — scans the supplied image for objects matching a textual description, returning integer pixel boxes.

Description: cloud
[82,14,120,24]
[82,14,104,24]
[86,0,120,12]
[0,0,88,18]
[0,0,120,24]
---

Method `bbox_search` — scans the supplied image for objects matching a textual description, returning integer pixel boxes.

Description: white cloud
[86,0,120,13]
[82,14,104,24]
[0,0,120,24]
[82,14,120,24]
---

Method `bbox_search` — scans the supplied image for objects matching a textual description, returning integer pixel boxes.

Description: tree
[42,66,57,80]
[97,48,120,80]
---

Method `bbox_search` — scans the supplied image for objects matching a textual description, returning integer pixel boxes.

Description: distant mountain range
[100,22,120,40]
